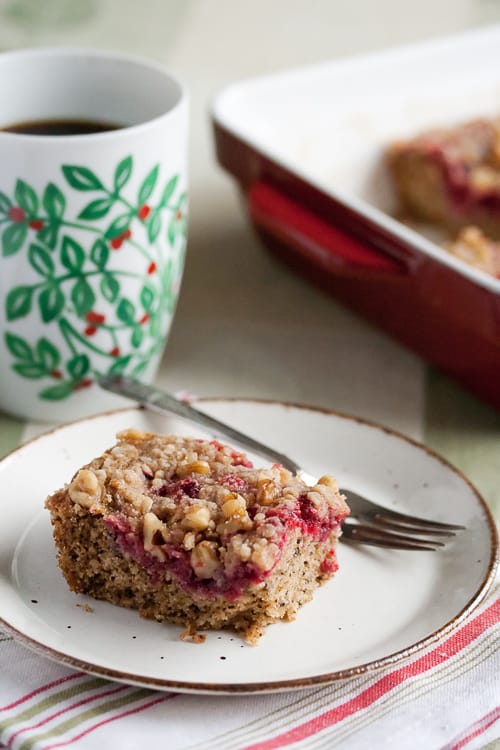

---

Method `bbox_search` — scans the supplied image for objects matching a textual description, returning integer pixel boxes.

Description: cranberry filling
[154,477,201,499]
[220,474,250,493]
[298,495,320,529]
[266,494,343,542]
[320,549,339,575]
[476,191,500,211]
[431,147,500,214]
[229,450,253,468]
[103,486,346,601]
[104,514,269,600]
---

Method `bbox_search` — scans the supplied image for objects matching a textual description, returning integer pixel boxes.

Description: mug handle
[247,181,410,277]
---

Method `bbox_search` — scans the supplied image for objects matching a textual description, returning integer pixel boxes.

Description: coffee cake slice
[388,118,500,239]
[45,429,349,643]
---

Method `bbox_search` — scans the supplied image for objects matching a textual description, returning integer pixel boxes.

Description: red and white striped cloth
[0,578,498,750]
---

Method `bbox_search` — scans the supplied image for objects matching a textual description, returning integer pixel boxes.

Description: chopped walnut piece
[143,512,167,550]
[317,475,339,491]
[256,474,278,505]
[117,428,149,442]
[141,464,154,479]
[216,514,253,536]
[183,505,211,531]
[178,460,210,476]
[182,531,196,550]
[221,493,247,518]
[68,469,101,509]
[191,540,220,578]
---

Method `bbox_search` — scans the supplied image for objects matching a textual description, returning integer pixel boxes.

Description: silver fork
[99,375,464,551]
[339,489,462,551]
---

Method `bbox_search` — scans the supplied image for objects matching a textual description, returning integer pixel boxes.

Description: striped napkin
[0,576,498,750]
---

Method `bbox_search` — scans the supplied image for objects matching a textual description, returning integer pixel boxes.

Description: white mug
[0,48,188,422]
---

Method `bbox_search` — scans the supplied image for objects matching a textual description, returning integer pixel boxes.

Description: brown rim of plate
[0,399,497,695]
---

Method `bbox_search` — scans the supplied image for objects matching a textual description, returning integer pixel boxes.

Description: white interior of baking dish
[213,25,500,292]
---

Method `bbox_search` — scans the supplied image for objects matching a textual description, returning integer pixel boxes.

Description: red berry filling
[104,514,269,598]
[154,477,201,499]
[103,486,344,601]
[320,549,338,575]
[230,450,253,468]
[220,474,250,493]
[408,131,500,216]
[265,494,343,543]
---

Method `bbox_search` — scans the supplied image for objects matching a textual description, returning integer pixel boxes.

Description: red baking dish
[212,26,500,410]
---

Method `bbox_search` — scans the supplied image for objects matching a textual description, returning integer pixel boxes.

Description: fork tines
[341,522,445,551]
[340,489,465,550]
[373,509,464,533]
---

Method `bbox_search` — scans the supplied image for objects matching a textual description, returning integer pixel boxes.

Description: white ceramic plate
[0,401,497,694]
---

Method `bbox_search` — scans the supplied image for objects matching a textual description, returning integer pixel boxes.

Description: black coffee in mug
[2,118,123,136]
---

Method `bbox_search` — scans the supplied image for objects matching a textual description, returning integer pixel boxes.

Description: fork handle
[98,375,301,473]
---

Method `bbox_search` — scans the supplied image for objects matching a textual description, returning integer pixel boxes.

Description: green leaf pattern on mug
[104,212,132,240]
[138,165,159,205]
[100,272,120,303]
[61,165,104,191]
[2,156,187,399]
[3,222,28,256]
[15,179,39,216]
[0,192,12,214]
[43,183,66,218]
[28,243,55,277]
[114,156,133,192]
[78,197,114,221]
[6,285,33,320]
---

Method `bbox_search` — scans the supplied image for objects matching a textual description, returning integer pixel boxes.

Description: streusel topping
[66,429,349,594]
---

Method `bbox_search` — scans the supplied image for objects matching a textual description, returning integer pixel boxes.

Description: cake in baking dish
[45,429,349,643]
[388,117,500,240]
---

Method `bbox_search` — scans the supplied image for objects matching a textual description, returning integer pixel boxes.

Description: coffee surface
[1,118,123,136]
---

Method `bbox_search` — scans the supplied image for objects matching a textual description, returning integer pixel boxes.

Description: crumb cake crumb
[179,624,207,643]
[445,225,500,277]
[45,430,349,644]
